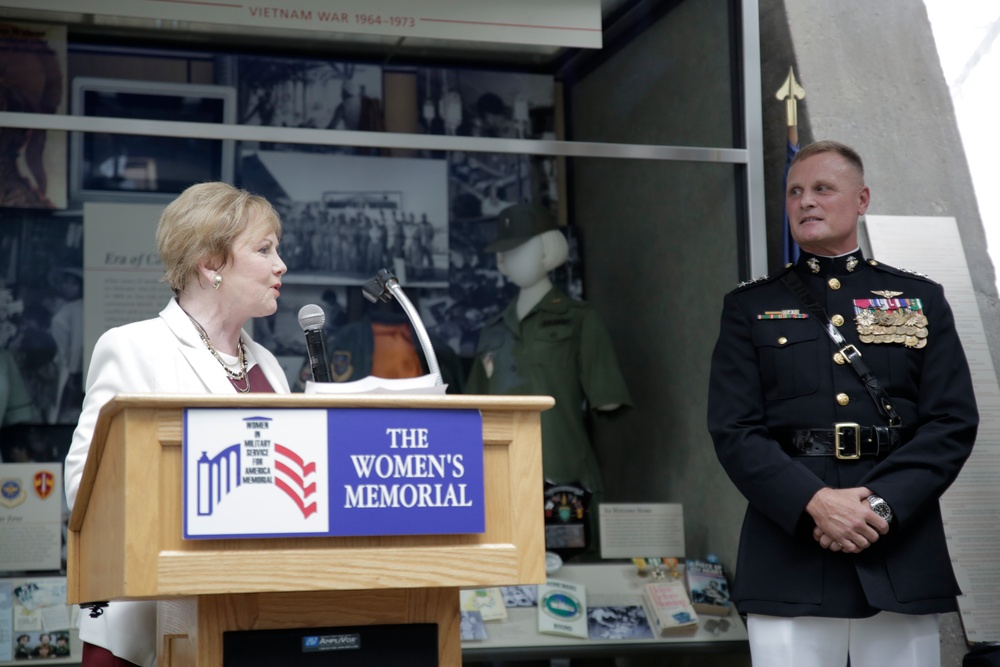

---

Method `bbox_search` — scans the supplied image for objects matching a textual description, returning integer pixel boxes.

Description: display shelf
[461,563,748,663]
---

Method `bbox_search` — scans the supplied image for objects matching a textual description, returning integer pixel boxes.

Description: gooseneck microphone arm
[362,268,443,386]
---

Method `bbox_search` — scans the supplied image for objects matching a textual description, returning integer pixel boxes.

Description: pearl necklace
[185,312,251,393]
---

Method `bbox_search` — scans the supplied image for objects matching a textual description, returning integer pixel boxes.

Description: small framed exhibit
[69,77,236,203]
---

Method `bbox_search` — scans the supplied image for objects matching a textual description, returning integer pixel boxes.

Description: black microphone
[297,304,332,383]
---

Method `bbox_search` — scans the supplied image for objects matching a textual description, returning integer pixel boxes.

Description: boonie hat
[485,203,559,252]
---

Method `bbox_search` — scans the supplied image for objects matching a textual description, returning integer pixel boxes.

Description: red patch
[34,471,55,500]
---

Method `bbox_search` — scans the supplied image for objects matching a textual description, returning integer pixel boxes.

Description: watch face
[868,496,893,522]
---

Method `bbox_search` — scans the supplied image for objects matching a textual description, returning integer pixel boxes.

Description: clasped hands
[806,486,890,554]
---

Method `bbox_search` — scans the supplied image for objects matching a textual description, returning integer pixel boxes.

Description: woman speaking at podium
[65,182,291,666]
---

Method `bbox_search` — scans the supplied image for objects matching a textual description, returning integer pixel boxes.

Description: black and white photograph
[587,604,654,641]
[449,150,540,222]
[0,21,68,210]
[237,56,383,150]
[240,149,449,287]
[416,68,554,140]
[500,585,538,608]
[417,220,582,361]
[416,68,560,224]
[459,611,488,642]
[414,213,518,359]
[0,210,83,426]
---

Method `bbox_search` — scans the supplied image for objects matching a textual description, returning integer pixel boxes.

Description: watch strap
[866,494,893,523]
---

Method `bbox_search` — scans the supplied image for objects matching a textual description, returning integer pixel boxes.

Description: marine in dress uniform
[708,141,978,667]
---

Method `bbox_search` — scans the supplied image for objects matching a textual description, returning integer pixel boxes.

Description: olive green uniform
[466,286,631,493]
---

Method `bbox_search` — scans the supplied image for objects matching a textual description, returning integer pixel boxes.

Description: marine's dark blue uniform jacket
[708,251,978,617]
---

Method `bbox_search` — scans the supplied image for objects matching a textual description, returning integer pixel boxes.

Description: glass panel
[567,0,738,149]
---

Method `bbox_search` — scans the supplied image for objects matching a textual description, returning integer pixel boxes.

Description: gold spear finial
[775,67,805,128]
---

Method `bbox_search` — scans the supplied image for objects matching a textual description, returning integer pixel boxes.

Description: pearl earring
[213,274,222,290]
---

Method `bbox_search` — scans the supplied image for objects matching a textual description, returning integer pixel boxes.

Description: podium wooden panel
[66,393,552,667]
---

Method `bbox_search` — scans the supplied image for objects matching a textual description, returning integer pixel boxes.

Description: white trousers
[747,612,941,667]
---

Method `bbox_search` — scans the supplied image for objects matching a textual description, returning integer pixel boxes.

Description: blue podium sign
[182,407,484,539]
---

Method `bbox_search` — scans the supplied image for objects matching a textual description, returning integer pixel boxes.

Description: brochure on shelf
[537,579,588,639]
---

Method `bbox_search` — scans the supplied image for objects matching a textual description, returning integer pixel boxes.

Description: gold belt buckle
[835,422,861,460]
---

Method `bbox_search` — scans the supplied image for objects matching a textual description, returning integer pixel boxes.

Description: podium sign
[183,407,485,539]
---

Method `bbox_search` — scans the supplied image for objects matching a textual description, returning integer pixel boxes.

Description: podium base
[223,622,438,666]
[158,588,460,667]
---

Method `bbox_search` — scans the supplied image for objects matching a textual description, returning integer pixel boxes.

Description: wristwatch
[866,494,893,523]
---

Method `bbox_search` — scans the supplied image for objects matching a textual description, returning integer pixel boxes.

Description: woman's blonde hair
[156,182,281,293]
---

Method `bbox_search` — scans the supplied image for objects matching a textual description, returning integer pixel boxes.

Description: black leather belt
[776,424,911,459]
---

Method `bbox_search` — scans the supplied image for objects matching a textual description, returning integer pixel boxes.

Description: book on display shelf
[641,579,699,636]
[685,558,731,616]
[460,587,508,621]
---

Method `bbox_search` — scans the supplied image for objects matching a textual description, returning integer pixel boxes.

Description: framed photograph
[69,77,236,203]
[240,149,449,287]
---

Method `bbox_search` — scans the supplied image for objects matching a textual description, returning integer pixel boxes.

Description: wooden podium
[66,393,552,667]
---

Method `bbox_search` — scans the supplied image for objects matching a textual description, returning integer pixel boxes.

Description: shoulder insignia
[737,275,769,289]
[867,259,938,284]
[734,264,793,292]
[898,267,930,279]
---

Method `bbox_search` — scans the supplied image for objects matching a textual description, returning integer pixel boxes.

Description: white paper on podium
[304,373,448,395]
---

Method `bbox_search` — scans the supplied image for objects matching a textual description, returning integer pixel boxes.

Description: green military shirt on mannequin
[467,285,631,493]
[466,203,631,506]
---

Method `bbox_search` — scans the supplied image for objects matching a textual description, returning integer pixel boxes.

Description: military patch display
[543,482,592,559]
[330,350,353,382]
[853,296,928,348]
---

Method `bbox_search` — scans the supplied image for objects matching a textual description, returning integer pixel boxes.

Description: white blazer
[64,298,290,666]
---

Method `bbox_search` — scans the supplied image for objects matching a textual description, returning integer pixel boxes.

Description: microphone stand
[362,268,444,386]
